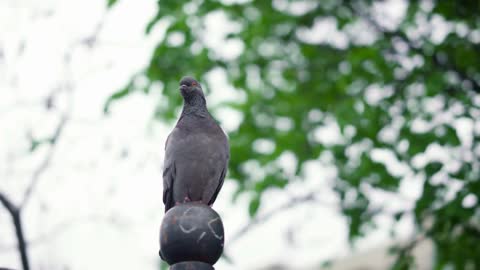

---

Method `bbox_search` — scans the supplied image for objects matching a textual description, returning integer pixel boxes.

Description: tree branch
[0,192,30,270]
[11,212,29,270]
[19,12,107,209]
[0,192,17,214]
[0,11,108,270]
[19,112,69,210]
[228,192,330,245]
[228,190,412,246]
[0,214,125,253]
[390,231,428,269]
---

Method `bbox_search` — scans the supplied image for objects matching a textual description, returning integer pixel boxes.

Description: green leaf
[401,129,437,157]
[248,195,261,217]
[449,163,472,180]
[442,125,461,146]
[103,82,133,114]
[321,260,332,268]
[425,162,443,177]
[344,206,364,241]
[30,139,41,152]
[390,253,414,270]
[29,137,52,152]
[159,260,168,270]
[393,211,404,221]
[414,179,436,220]
[107,0,117,8]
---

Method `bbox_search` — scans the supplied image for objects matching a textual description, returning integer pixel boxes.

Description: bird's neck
[181,94,209,117]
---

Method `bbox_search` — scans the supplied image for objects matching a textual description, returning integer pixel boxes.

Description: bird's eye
[191,82,197,86]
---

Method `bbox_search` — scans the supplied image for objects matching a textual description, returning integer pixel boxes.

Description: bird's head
[179,76,204,100]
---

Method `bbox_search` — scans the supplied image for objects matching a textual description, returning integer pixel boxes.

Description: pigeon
[162,76,229,212]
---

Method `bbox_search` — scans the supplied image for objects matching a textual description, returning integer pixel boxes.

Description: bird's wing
[162,161,175,212]
[162,128,181,212]
[206,130,229,205]
[207,165,227,205]
[164,133,171,151]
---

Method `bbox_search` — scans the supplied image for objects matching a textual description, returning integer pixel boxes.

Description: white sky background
[0,0,466,269]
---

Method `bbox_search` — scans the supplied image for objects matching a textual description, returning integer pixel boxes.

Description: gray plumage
[163,76,229,212]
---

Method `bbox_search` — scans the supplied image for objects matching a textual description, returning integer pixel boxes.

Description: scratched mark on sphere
[207,217,223,240]
[179,224,197,234]
[178,207,198,233]
[197,231,206,243]
[183,206,195,216]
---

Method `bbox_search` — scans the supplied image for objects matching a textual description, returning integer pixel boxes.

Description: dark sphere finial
[159,203,224,267]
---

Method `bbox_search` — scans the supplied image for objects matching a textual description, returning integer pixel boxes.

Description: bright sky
[0,0,447,269]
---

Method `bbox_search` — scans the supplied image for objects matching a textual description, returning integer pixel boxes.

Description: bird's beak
[180,84,188,91]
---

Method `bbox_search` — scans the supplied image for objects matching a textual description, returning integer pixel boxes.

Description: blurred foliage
[159,260,168,270]
[107,0,480,268]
